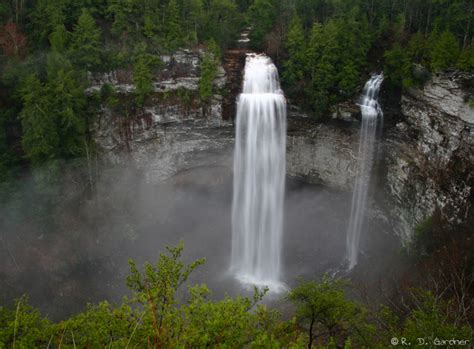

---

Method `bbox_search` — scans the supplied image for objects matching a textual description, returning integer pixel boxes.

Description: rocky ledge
[92,49,360,188]
[385,72,474,242]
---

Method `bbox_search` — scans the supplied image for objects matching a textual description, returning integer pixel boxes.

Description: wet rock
[330,100,360,122]
[385,71,474,242]
[286,114,359,190]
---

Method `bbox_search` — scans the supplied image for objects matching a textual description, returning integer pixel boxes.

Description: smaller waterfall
[231,54,287,291]
[346,73,384,270]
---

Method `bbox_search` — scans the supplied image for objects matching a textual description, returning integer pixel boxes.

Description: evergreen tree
[69,8,102,71]
[133,55,154,105]
[165,0,184,50]
[430,30,461,72]
[282,14,306,86]
[188,0,205,44]
[108,0,133,37]
[384,43,411,87]
[28,0,66,49]
[20,74,60,164]
[199,53,218,108]
[248,0,276,49]
[457,45,474,72]
[203,0,241,48]
[49,24,68,53]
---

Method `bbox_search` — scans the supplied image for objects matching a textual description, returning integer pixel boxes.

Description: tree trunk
[463,2,473,50]
[308,312,315,349]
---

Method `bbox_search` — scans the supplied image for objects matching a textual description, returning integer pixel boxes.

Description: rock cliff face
[286,115,359,190]
[385,72,474,241]
[92,49,234,183]
[92,49,360,188]
[91,49,473,243]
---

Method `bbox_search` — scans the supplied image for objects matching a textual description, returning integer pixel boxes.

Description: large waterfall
[231,54,287,290]
[346,74,384,270]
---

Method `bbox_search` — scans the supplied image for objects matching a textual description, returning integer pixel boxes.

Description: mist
[0,152,400,321]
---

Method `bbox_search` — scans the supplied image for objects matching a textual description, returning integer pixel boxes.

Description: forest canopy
[0,0,473,178]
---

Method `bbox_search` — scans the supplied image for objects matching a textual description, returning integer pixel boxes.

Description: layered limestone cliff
[92,49,360,188]
[92,49,235,183]
[286,114,359,190]
[91,49,473,244]
[385,72,474,242]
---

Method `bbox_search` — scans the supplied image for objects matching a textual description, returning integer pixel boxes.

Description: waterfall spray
[346,73,384,270]
[231,54,287,291]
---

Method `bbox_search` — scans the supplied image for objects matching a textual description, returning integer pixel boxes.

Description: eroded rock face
[385,72,474,242]
[92,50,473,245]
[286,116,359,190]
[92,49,360,189]
[92,49,234,183]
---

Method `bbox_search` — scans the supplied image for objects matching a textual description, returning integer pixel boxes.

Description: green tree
[69,8,102,70]
[287,276,360,348]
[125,241,205,347]
[457,44,474,71]
[165,0,184,50]
[203,0,242,48]
[384,43,411,87]
[49,24,68,53]
[248,0,276,49]
[28,0,67,49]
[19,54,87,164]
[19,74,60,164]
[199,52,218,113]
[0,296,53,347]
[282,14,306,86]
[430,30,461,72]
[133,55,154,105]
[183,0,205,44]
[182,285,269,347]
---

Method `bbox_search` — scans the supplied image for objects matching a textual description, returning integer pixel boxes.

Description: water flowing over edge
[231,54,287,292]
[346,73,384,270]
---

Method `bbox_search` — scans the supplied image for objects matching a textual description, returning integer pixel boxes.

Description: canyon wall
[385,72,474,241]
[92,50,473,242]
[92,49,359,188]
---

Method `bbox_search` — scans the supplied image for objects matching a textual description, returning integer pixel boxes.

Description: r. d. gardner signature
[390,336,470,347]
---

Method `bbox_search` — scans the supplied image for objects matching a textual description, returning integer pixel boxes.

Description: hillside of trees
[1,0,473,185]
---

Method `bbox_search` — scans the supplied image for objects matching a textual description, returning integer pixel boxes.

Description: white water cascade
[346,73,384,270]
[231,54,287,291]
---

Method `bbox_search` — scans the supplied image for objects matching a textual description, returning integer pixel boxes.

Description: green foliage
[125,241,205,347]
[58,302,134,348]
[19,56,87,164]
[183,285,264,347]
[0,296,53,348]
[282,14,305,87]
[430,30,460,72]
[199,52,219,106]
[384,43,411,87]
[287,275,361,348]
[202,0,243,48]
[457,45,474,72]
[49,25,69,53]
[133,55,153,105]
[248,0,276,49]
[0,243,470,348]
[165,0,185,50]
[69,9,102,71]
[285,14,371,117]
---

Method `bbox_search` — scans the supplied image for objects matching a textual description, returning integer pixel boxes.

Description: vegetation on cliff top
[0,0,473,179]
